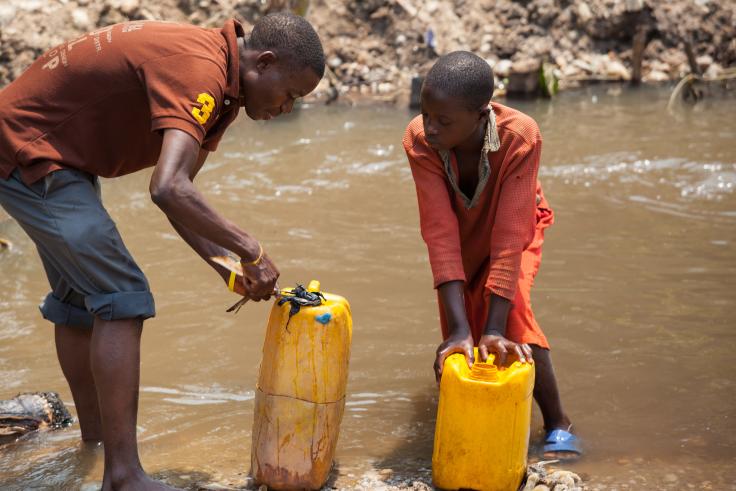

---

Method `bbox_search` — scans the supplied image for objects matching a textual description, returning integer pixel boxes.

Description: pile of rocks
[1,0,734,102]
[0,0,269,84]
[307,0,735,101]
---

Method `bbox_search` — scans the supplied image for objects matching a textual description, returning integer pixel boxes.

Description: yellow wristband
[227,270,237,292]
[243,243,264,267]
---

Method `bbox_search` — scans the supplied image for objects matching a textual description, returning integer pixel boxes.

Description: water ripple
[542,156,736,203]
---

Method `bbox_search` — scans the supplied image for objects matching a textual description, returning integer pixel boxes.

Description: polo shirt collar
[221,19,243,103]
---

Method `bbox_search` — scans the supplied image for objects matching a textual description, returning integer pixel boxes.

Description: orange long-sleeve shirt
[403,102,543,301]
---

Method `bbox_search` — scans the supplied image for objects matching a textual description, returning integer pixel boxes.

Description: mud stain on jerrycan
[251,280,352,490]
[432,348,535,491]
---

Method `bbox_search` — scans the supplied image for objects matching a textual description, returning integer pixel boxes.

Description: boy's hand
[434,331,475,384]
[478,331,532,366]
[240,253,279,301]
[211,252,279,302]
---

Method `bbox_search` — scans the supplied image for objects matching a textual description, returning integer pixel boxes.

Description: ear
[255,51,278,73]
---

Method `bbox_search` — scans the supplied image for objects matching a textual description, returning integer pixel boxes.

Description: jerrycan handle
[468,361,499,382]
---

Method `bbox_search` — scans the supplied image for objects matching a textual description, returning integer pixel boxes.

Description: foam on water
[542,156,735,201]
[141,385,255,405]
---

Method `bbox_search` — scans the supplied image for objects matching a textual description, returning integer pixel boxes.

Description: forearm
[150,129,260,262]
[167,217,231,281]
[151,174,259,262]
[437,280,471,336]
[484,293,512,337]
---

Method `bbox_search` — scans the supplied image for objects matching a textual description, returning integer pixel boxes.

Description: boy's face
[420,85,487,151]
[242,51,321,121]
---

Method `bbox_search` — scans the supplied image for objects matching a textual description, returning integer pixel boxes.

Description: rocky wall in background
[1,0,734,102]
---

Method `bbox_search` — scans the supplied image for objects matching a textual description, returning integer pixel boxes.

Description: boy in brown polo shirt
[0,13,324,490]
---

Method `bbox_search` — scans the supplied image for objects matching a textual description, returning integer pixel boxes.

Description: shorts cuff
[39,293,95,329]
[85,291,156,321]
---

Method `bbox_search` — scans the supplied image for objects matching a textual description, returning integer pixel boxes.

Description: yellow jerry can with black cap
[251,280,352,490]
[432,348,534,491]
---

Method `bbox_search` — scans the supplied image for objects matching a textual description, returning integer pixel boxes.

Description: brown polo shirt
[0,19,243,184]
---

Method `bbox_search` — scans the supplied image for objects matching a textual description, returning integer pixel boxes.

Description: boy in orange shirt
[403,51,580,458]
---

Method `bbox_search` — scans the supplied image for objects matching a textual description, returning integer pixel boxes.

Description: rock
[71,8,92,30]
[523,36,553,57]
[547,470,581,484]
[572,58,594,73]
[494,59,513,77]
[645,69,669,82]
[0,4,17,26]
[532,485,551,491]
[15,0,45,12]
[507,58,541,95]
[547,471,578,488]
[625,0,645,11]
[606,59,630,80]
[378,82,395,94]
[328,56,343,69]
[561,64,582,78]
[704,62,723,79]
[660,49,688,70]
[648,59,671,73]
[523,472,541,491]
[576,2,592,23]
[0,392,73,438]
[695,54,714,69]
[107,0,140,16]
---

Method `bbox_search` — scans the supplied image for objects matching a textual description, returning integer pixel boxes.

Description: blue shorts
[0,168,155,328]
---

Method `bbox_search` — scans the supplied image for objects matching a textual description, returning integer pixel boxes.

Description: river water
[0,86,734,490]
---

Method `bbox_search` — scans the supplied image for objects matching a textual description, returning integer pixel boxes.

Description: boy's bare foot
[102,470,181,491]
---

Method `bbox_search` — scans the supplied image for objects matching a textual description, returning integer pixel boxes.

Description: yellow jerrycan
[251,280,352,490]
[432,348,534,491]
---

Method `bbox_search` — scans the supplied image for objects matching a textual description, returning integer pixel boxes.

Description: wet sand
[0,86,735,490]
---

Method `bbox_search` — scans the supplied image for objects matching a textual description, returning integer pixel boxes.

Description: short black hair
[249,12,325,79]
[423,51,494,111]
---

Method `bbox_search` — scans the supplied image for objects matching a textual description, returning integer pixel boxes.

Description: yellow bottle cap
[468,362,499,382]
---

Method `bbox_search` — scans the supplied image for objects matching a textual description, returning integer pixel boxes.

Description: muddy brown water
[0,86,734,490]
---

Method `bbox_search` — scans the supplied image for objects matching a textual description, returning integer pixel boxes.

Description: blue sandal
[543,428,582,459]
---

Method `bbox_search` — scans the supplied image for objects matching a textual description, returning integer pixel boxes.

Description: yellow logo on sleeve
[191,93,215,125]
